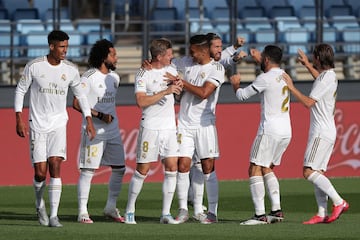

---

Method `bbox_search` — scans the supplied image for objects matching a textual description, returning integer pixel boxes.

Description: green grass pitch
[0,177,359,240]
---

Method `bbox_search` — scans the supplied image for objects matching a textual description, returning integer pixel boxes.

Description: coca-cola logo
[328,109,360,171]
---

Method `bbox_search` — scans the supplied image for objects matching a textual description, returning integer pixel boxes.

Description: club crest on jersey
[61,74,66,81]
[80,82,87,88]
[99,84,103,88]
[276,75,283,82]
[200,72,206,79]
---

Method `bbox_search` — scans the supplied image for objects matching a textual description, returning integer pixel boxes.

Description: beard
[260,61,265,72]
[105,61,116,71]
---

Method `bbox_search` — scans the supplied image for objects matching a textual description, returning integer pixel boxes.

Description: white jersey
[134,65,178,130]
[309,69,338,141]
[173,57,225,128]
[236,68,291,137]
[14,56,90,133]
[219,45,237,69]
[80,68,120,140]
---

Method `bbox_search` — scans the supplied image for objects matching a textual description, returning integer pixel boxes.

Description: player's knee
[34,173,46,182]
[112,166,126,175]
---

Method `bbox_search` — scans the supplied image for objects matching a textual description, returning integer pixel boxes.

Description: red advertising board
[1,101,359,186]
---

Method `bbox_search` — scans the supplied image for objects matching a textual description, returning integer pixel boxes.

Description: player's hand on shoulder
[141,59,152,70]
[282,72,294,89]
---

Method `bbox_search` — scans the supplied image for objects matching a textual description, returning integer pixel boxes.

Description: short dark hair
[206,33,222,42]
[47,30,69,45]
[313,43,335,68]
[190,34,209,47]
[88,39,114,68]
[263,45,283,64]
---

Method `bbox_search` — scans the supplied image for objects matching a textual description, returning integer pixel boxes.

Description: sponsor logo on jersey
[137,79,145,87]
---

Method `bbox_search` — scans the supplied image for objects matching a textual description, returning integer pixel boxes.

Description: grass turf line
[0,178,359,240]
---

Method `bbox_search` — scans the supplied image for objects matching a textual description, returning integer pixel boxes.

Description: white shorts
[250,134,290,168]
[136,127,179,163]
[79,132,125,169]
[178,125,219,159]
[29,125,67,164]
[304,135,334,171]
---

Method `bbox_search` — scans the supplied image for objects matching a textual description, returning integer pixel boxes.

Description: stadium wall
[1,95,359,186]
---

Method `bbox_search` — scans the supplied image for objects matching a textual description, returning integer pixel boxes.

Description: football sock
[33,179,46,209]
[314,185,328,217]
[264,172,281,211]
[204,171,219,216]
[177,171,190,210]
[192,163,205,216]
[249,176,266,216]
[162,171,177,216]
[307,171,343,206]
[49,177,62,218]
[78,169,94,215]
[126,170,146,213]
[105,167,125,210]
[187,164,195,202]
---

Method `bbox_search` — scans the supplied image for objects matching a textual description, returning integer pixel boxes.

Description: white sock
[264,172,281,211]
[49,177,62,218]
[126,170,146,213]
[162,171,177,216]
[33,179,46,209]
[314,185,328,217]
[105,167,125,210]
[177,172,190,210]
[77,169,94,215]
[192,163,205,216]
[204,171,219,216]
[249,176,266,216]
[307,171,343,206]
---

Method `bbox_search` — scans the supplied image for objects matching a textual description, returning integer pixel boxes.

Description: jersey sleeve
[71,70,92,117]
[134,68,147,93]
[235,74,267,101]
[221,45,236,59]
[310,71,336,101]
[166,64,178,76]
[206,62,225,87]
[14,63,33,112]
[219,46,237,69]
